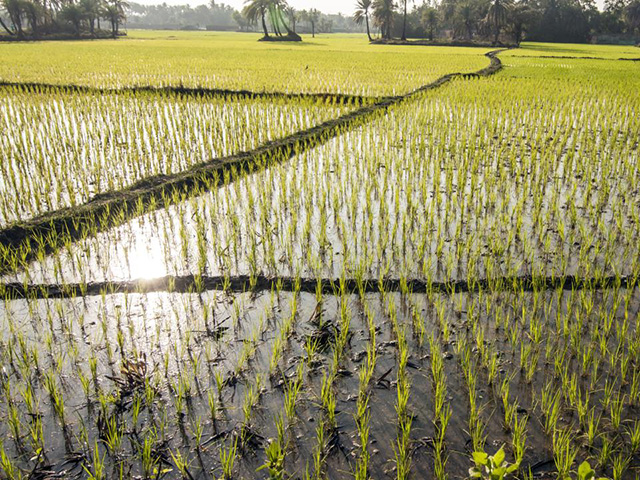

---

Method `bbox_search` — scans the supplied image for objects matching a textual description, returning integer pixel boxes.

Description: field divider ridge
[0,80,380,105]
[1,272,637,299]
[0,49,507,275]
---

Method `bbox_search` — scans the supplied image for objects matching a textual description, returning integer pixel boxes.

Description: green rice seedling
[626,420,640,454]
[257,433,286,480]
[598,434,613,469]
[283,366,303,421]
[541,384,562,436]
[321,376,337,431]
[583,410,601,448]
[553,428,577,480]
[6,402,23,450]
[218,436,238,480]
[0,440,23,480]
[311,421,326,480]
[611,453,630,480]
[304,336,320,368]
[214,371,225,400]
[241,384,258,437]
[170,448,193,480]
[191,416,205,451]
[83,441,106,480]
[140,429,161,479]
[608,393,624,431]
[103,415,123,455]
[510,409,528,464]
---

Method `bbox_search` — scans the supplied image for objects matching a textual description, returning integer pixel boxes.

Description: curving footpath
[0,81,379,105]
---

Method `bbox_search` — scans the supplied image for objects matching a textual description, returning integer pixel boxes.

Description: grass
[0,39,637,480]
[0,88,352,227]
[502,41,640,59]
[0,31,492,95]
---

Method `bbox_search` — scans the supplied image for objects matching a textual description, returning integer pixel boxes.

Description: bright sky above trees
[136,0,355,15]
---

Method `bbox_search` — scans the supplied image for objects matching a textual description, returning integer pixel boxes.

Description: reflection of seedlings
[208,390,219,434]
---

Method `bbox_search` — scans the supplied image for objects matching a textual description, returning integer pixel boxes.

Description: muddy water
[1,286,638,478]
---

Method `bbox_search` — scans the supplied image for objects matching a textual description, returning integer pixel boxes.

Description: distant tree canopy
[125,1,354,34]
[360,0,640,44]
[0,0,128,38]
[3,0,638,42]
[127,1,237,30]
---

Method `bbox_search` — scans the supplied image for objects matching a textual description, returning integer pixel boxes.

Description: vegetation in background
[0,0,127,38]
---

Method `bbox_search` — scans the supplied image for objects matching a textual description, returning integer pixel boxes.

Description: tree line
[3,0,639,42]
[239,0,640,44]
[0,0,127,38]
[354,0,640,44]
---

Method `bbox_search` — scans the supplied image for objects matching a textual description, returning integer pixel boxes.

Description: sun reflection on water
[126,241,167,280]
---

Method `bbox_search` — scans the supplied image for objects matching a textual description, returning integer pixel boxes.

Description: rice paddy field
[0,33,639,480]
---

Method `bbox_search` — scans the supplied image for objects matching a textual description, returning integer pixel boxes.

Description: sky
[147,0,356,15]
[139,0,606,16]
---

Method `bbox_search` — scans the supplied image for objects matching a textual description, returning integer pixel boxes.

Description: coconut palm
[400,0,412,40]
[486,0,512,44]
[626,0,640,31]
[373,0,395,39]
[243,0,270,37]
[353,0,373,41]
[286,5,297,32]
[1,0,24,37]
[454,1,477,39]
[268,0,296,37]
[307,8,319,37]
[60,4,83,37]
[508,1,535,45]
[103,0,127,38]
[421,6,438,40]
[79,0,100,35]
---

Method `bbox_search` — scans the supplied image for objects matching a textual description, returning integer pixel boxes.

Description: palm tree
[0,15,13,35]
[400,0,412,40]
[103,0,127,38]
[243,0,270,37]
[626,0,640,32]
[21,1,43,36]
[486,0,511,44]
[60,4,84,37]
[373,0,395,39]
[2,0,24,37]
[307,8,319,37]
[508,1,534,45]
[286,5,296,32]
[79,0,101,35]
[421,6,438,40]
[353,0,373,41]
[454,2,476,39]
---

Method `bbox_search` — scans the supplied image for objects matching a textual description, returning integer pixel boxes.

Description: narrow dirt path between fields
[0,49,506,274]
[0,81,379,105]
[2,272,637,300]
